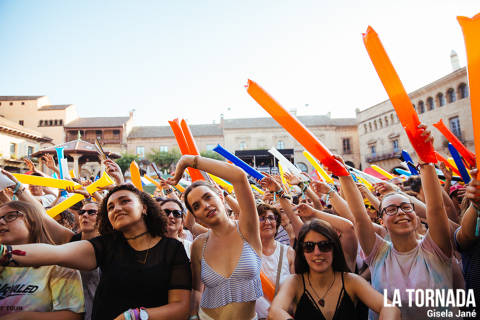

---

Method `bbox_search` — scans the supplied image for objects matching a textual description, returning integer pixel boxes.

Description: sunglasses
[78,209,98,216]
[164,209,183,218]
[302,241,334,253]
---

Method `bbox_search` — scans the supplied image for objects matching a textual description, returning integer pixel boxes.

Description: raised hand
[166,155,191,186]
[66,185,90,198]
[296,203,315,218]
[23,158,38,173]
[374,181,396,195]
[438,162,453,181]
[284,171,302,186]
[311,181,332,195]
[104,159,124,185]
[466,169,480,208]
[41,154,58,172]
[259,173,282,193]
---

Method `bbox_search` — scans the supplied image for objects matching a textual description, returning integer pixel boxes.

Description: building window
[9,102,13,106]
[342,138,352,154]
[21,102,24,105]
[391,114,394,123]
[426,97,434,111]
[206,144,215,151]
[364,124,367,133]
[384,116,388,126]
[458,83,468,99]
[418,101,425,114]
[374,120,377,130]
[370,145,376,156]
[10,143,16,156]
[437,93,445,106]
[447,88,456,103]
[379,118,383,128]
[392,139,399,152]
[159,146,168,152]
[113,130,120,136]
[59,119,63,125]
[239,141,247,150]
[54,120,58,126]
[136,146,145,158]
[368,122,372,132]
[38,120,43,126]
[49,120,53,126]
[19,120,24,126]
[27,146,34,157]
[277,140,285,149]
[449,116,462,140]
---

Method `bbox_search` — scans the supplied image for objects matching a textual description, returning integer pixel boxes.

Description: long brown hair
[0,201,55,245]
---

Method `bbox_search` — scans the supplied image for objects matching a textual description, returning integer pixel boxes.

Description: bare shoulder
[343,272,368,295]
[191,233,208,259]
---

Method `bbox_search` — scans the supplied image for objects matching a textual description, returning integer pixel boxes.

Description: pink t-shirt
[365,231,458,319]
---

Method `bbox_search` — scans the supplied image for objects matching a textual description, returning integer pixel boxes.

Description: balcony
[366,150,401,163]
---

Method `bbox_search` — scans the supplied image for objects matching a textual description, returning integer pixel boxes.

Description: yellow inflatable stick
[357,176,373,190]
[130,161,143,191]
[278,163,288,188]
[208,174,234,193]
[47,172,114,218]
[13,174,80,190]
[251,184,265,195]
[303,151,334,184]
[371,165,395,180]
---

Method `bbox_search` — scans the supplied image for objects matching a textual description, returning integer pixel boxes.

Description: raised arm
[455,168,480,250]
[335,159,377,256]
[269,275,300,319]
[168,155,260,250]
[1,240,97,271]
[417,125,451,257]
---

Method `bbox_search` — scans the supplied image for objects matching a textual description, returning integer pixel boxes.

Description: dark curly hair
[98,184,167,237]
[295,219,350,274]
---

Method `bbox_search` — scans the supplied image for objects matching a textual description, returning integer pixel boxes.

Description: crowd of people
[0,125,479,320]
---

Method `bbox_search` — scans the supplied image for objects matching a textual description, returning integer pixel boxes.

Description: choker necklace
[308,272,336,307]
[124,231,148,240]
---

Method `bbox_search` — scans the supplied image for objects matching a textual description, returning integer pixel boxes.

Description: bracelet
[13,182,22,194]
[416,162,433,171]
[192,155,199,169]
[139,307,149,320]
[123,310,132,320]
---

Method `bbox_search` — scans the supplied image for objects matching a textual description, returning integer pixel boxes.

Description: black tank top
[294,272,356,320]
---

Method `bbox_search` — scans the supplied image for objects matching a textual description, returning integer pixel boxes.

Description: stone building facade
[357,67,472,171]
[0,96,78,145]
[127,114,359,173]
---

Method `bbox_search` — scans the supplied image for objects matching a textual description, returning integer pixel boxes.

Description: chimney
[220,113,224,128]
[129,108,135,120]
[450,50,460,71]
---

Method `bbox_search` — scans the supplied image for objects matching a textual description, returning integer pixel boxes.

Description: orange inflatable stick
[433,119,475,168]
[246,80,349,176]
[130,161,143,191]
[168,119,204,181]
[458,13,480,177]
[435,151,461,176]
[181,119,200,155]
[363,26,436,163]
[260,271,275,302]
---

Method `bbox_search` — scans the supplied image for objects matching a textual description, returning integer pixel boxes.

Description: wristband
[139,307,149,320]
[13,182,21,194]
[325,188,335,203]
[416,162,433,171]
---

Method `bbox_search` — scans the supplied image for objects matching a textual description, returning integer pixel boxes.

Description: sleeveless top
[294,272,356,320]
[256,241,291,318]
[200,222,263,309]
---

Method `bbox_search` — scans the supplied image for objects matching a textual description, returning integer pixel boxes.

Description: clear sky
[0,0,478,125]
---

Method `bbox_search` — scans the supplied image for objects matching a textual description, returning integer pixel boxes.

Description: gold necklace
[308,272,336,307]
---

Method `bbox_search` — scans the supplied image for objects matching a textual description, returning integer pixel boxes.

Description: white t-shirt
[0,265,84,315]
[256,241,291,319]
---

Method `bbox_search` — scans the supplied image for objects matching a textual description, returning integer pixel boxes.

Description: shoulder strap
[201,232,210,258]
[235,220,246,242]
[274,243,285,296]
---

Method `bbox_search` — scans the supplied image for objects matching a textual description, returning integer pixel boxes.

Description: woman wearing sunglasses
[0,199,84,319]
[158,198,192,259]
[269,219,399,319]
[0,183,192,320]
[167,155,262,320]
[69,200,100,320]
[336,125,458,319]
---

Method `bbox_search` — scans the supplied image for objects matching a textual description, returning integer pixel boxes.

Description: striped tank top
[200,222,263,309]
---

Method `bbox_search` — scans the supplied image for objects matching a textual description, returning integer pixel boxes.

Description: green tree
[147,149,181,169]
[115,153,140,173]
[200,150,224,161]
